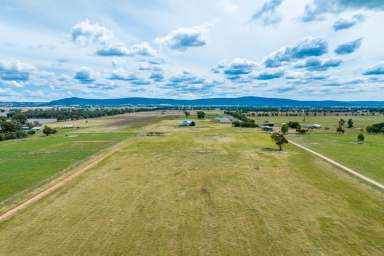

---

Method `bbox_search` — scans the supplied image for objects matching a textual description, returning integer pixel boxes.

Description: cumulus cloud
[294,57,342,71]
[162,71,222,94]
[285,71,330,85]
[109,69,151,85]
[212,58,259,80]
[149,72,164,82]
[0,62,35,82]
[253,69,284,80]
[333,14,365,31]
[251,0,283,25]
[263,37,328,67]
[71,19,111,45]
[96,42,158,57]
[96,45,129,57]
[86,83,118,90]
[363,63,384,75]
[155,25,210,51]
[74,67,95,84]
[335,38,362,55]
[303,0,384,22]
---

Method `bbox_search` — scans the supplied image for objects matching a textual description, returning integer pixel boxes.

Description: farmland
[0,112,179,213]
[0,117,382,255]
[256,115,384,183]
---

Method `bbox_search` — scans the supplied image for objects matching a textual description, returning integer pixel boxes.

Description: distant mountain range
[1,96,384,108]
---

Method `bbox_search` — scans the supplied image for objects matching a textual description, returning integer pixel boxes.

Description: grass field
[0,112,180,210]
[254,115,384,183]
[0,119,382,255]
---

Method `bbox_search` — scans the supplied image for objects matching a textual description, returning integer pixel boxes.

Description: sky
[0,0,384,102]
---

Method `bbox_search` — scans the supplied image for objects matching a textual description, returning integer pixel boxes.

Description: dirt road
[0,139,128,222]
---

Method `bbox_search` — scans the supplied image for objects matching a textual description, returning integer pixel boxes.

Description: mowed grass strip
[0,120,382,255]
[290,133,384,183]
[0,132,130,204]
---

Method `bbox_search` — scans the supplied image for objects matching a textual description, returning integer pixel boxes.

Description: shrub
[197,111,206,119]
[43,126,58,136]
[281,124,288,134]
[27,130,36,135]
[357,133,365,143]
[287,121,301,129]
[366,123,384,134]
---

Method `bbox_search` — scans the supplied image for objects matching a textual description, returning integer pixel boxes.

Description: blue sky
[0,0,383,101]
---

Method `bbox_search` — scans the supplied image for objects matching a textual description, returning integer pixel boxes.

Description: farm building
[215,117,231,124]
[303,124,321,129]
[262,122,274,127]
[180,120,196,127]
[260,125,273,132]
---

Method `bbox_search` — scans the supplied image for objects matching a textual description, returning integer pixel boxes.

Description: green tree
[0,121,18,133]
[271,132,288,151]
[11,112,27,124]
[357,133,365,143]
[197,111,206,119]
[281,124,288,134]
[43,126,57,136]
[339,118,345,127]
[347,119,354,128]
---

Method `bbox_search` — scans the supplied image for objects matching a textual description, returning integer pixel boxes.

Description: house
[63,124,74,129]
[303,124,321,129]
[31,127,42,131]
[260,125,273,132]
[262,122,274,127]
[215,117,231,124]
[180,120,196,127]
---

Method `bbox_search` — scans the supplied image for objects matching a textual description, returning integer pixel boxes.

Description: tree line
[8,108,157,121]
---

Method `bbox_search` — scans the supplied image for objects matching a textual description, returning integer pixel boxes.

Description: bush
[43,126,58,136]
[287,121,301,129]
[15,131,27,139]
[366,123,384,133]
[4,133,17,140]
[296,128,307,135]
[27,130,36,135]
[197,111,206,119]
[357,133,365,143]
[336,126,345,134]
[281,124,289,134]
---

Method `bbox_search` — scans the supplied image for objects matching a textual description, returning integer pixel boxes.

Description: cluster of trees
[366,123,384,133]
[286,121,308,134]
[0,115,29,141]
[10,108,154,122]
[224,111,258,128]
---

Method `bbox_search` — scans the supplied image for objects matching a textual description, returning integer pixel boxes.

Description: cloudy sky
[1,0,384,101]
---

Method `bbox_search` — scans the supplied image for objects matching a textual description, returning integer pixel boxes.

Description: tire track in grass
[0,139,130,222]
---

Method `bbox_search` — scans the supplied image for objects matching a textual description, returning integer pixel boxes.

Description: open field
[254,115,384,183]
[0,119,382,255]
[0,112,179,211]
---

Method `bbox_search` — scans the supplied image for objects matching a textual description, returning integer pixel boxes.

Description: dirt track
[0,139,128,222]
[289,140,384,191]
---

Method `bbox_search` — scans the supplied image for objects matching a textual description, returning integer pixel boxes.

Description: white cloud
[263,37,328,67]
[71,19,112,45]
[155,25,210,51]
[0,61,35,82]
